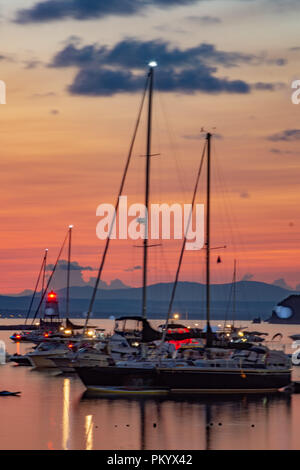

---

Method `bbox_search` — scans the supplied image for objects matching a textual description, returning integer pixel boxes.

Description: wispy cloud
[185,15,222,24]
[14,0,201,24]
[270,148,300,155]
[272,278,293,290]
[267,129,300,142]
[46,260,95,271]
[124,265,142,272]
[240,191,250,199]
[241,273,254,281]
[13,0,300,24]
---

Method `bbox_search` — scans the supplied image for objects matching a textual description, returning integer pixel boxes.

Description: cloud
[272,278,293,290]
[50,38,263,69]
[23,59,42,69]
[14,0,201,24]
[270,148,300,155]
[48,38,286,97]
[241,273,254,281]
[186,15,222,24]
[46,260,94,271]
[32,92,57,98]
[47,38,284,96]
[124,265,142,272]
[45,259,96,289]
[70,64,252,97]
[252,81,283,91]
[267,129,300,142]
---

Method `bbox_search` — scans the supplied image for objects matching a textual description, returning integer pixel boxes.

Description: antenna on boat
[206,132,213,347]
[66,225,73,319]
[142,61,157,320]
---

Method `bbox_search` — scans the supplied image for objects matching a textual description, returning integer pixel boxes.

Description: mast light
[148,61,158,68]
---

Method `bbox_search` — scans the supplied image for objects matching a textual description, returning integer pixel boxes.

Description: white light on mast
[148,61,158,68]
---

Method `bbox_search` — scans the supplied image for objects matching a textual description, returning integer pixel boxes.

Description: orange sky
[0,0,300,293]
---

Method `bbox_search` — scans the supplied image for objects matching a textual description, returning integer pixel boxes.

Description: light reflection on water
[1,320,300,450]
[63,378,70,450]
[85,415,93,450]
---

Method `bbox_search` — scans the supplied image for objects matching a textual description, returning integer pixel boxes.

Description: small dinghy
[0,391,21,396]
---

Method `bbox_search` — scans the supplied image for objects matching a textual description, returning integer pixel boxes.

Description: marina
[1,319,300,450]
[1,0,299,455]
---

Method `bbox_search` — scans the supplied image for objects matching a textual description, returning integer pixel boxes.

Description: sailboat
[75,63,292,395]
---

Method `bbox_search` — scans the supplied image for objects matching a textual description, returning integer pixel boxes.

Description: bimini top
[115,316,145,322]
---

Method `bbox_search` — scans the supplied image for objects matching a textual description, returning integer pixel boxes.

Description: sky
[0,0,300,294]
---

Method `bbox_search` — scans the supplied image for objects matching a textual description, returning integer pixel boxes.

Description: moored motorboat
[27,340,73,368]
[76,346,292,396]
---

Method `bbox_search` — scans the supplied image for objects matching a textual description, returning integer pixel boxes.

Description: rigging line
[40,249,48,317]
[66,226,72,319]
[157,92,189,202]
[161,140,207,344]
[83,73,150,332]
[223,274,234,329]
[31,230,69,325]
[25,250,47,325]
[212,141,252,319]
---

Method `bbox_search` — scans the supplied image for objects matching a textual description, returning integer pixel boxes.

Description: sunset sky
[0,0,300,294]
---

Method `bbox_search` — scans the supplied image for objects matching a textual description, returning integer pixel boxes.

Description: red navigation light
[47,290,57,301]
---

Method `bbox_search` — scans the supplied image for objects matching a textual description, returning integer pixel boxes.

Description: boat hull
[76,366,292,395]
[9,355,31,366]
[28,355,65,369]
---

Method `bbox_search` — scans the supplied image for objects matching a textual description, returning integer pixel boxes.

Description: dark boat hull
[76,366,292,395]
[9,355,31,366]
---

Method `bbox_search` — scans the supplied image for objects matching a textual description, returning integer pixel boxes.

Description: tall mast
[39,248,48,317]
[142,62,156,319]
[232,259,237,327]
[66,225,73,319]
[206,132,212,345]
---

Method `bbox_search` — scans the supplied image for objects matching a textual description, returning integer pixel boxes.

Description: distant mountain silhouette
[0,281,294,320]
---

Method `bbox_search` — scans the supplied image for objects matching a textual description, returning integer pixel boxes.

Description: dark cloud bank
[14,0,202,23]
[47,38,280,96]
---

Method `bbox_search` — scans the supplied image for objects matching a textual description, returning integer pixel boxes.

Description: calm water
[1,319,300,450]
